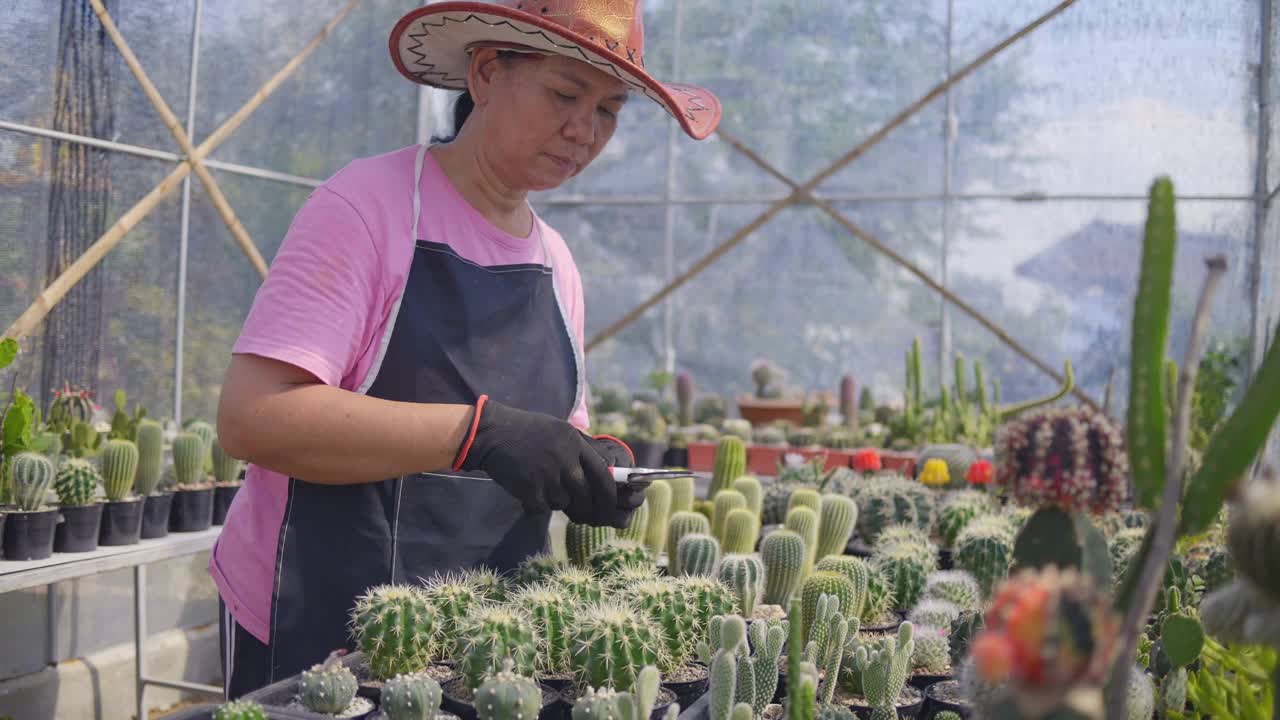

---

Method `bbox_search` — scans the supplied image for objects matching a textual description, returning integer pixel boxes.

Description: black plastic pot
[922,680,970,718]
[0,512,6,557]
[629,440,668,469]
[141,492,173,539]
[662,664,710,709]
[849,684,925,718]
[663,446,689,469]
[845,537,874,558]
[562,683,677,720]
[442,677,560,720]
[54,502,103,553]
[170,487,215,532]
[212,483,241,525]
[100,498,144,546]
[3,508,59,560]
[908,670,953,691]
[244,680,376,719]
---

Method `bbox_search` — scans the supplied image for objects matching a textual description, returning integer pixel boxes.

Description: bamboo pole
[584,0,1079,353]
[88,0,268,279]
[719,129,1101,410]
[3,0,362,343]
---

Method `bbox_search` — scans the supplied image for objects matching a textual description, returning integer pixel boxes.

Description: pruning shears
[609,467,695,509]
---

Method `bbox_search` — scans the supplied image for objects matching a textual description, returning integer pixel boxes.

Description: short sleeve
[232,185,384,388]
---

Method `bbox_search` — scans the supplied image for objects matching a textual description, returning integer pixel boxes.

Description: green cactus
[853,622,914,720]
[761,529,807,607]
[907,599,961,629]
[133,419,164,496]
[922,570,983,613]
[212,436,243,485]
[212,699,267,720]
[10,450,54,511]
[708,615,788,720]
[733,475,763,517]
[620,499,650,546]
[455,605,539,691]
[722,509,759,555]
[717,554,764,616]
[673,575,739,636]
[348,584,441,679]
[474,658,543,720]
[861,565,897,626]
[643,480,673,558]
[1013,506,1114,591]
[550,566,604,605]
[54,457,99,506]
[713,490,748,543]
[421,573,484,652]
[723,418,753,442]
[380,671,443,720]
[604,564,661,595]
[799,572,856,641]
[784,506,819,574]
[571,664,671,720]
[712,436,747,497]
[461,567,508,603]
[874,544,932,610]
[185,419,216,470]
[667,511,712,566]
[512,552,566,588]
[1159,667,1187,715]
[172,431,206,486]
[567,522,616,568]
[936,498,988,549]
[812,555,869,620]
[676,532,721,577]
[854,475,919,545]
[762,483,805,526]
[816,494,857,560]
[567,601,666,693]
[909,623,951,674]
[589,540,655,577]
[620,578,700,671]
[953,516,1014,597]
[100,438,138,501]
[787,488,822,517]
[299,651,359,714]
[667,475,696,513]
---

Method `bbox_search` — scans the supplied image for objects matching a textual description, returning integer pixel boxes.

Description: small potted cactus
[98,436,146,546]
[51,456,104,552]
[134,418,173,538]
[292,650,374,717]
[211,434,244,525]
[2,451,60,560]
[169,426,215,532]
[737,360,807,427]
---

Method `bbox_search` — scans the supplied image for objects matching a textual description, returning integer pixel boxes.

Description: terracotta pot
[686,442,718,471]
[747,445,786,475]
[737,396,806,426]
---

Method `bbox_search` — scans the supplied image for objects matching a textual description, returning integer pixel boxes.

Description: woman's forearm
[216,354,474,484]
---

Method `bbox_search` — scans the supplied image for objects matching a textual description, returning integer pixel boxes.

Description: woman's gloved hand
[451,395,638,528]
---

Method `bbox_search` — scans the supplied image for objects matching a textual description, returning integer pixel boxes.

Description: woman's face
[469,49,630,191]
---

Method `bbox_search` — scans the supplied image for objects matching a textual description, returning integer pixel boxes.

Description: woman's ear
[466,47,504,107]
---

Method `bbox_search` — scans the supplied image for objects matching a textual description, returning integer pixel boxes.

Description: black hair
[430,50,528,144]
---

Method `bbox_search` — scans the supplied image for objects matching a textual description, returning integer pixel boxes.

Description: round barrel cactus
[512,552,565,588]
[55,457,100,506]
[381,671,443,720]
[421,573,484,650]
[567,601,665,693]
[672,575,738,635]
[475,659,543,720]
[923,570,984,613]
[348,584,440,678]
[454,605,539,691]
[800,571,857,639]
[953,516,1015,598]
[813,554,870,620]
[299,652,358,715]
[619,578,700,671]
[993,405,1128,515]
[509,582,575,675]
[667,510,712,563]
[589,539,655,577]
[212,699,267,720]
[550,566,604,605]
[10,451,55,511]
[676,532,721,577]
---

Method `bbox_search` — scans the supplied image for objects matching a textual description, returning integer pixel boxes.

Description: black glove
[452,396,630,528]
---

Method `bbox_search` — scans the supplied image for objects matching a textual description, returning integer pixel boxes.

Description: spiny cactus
[784,506,819,574]
[722,508,759,555]
[474,658,543,720]
[134,419,164,496]
[461,567,508,603]
[799,572,856,641]
[816,494,857,560]
[212,436,243,485]
[589,540,655,577]
[713,490,748,543]
[667,475,696,513]
[572,665,673,720]
[733,475,763,517]
[717,554,764,616]
[761,529,807,607]
[936,491,993,548]
[567,522,616,568]
[855,475,920,545]
[550,566,604,605]
[421,573,484,650]
[673,575,739,636]
[171,431,206,486]
[513,552,565,588]
[712,436,747,497]
[761,483,800,526]
[568,601,666,693]
[299,651,359,714]
[620,578,701,671]
[213,699,267,720]
[55,457,99,506]
[907,598,961,629]
[604,564,661,595]
[922,570,983,613]
[994,405,1129,515]
[643,480,673,558]
[667,511,712,565]
[874,544,933,610]
[787,488,822,517]
[10,451,54,511]
[953,516,1014,597]
[708,615,787,720]
[185,419,216,467]
[853,622,915,720]
[724,418,753,442]
[861,565,897,626]
[1125,665,1155,720]
[99,438,138,501]
[506,583,575,675]
[812,555,869,620]
[455,604,539,691]
[348,584,440,678]
[676,532,721,577]
[910,623,951,674]
[620,498,650,545]
[381,671,443,720]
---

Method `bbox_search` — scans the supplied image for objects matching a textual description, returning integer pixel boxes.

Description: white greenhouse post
[939,0,956,388]
[1251,0,1274,378]
[173,0,203,428]
[660,0,685,379]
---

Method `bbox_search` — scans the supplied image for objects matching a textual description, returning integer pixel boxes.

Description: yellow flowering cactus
[919,458,951,487]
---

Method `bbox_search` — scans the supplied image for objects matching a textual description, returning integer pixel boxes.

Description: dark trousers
[218,598,274,700]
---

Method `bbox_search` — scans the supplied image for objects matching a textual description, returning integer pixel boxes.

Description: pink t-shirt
[209,144,591,644]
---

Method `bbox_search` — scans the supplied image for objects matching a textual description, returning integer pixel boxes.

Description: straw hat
[388,0,722,140]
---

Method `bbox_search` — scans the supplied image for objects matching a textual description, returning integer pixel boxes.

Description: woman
[208,0,721,700]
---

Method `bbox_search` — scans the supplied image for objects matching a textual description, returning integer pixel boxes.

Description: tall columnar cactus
[733,476,763,517]
[134,419,164,496]
[812,555,869,620]
[668,475,696,513]
[816,494,857,559]
[212,436,243,485]
[718,554,764,616]
[922,570,984,613]
[676,372,695,427]
[722,509,759,554]
[643,480,673,558]
[994,405,1129,515]
[474,659,543,720]
[668,510,712,564]
[589,540,655,577]
[172,431,206,486]
[348,584,441,679]
[10,451,54,511]
[568,601,666,693]
[761,529,806,606]
[299,651,359,715]
[953,516,1014,597]
[799,572,856,641]
[712,436,747,497]
[787,488,822,517]
[676,532,721,577]
[784,506,819,574]
[621,500,651,545]
[713,489,748,543]
[54,457,99,506]
[840,374,858,429]
[186,419,216,469]
[620,579,700,671]
[455,605,539,691]
[853,622,915,720]
[380,672,443,720]
[100,438,138,501]
[567,522,616,568]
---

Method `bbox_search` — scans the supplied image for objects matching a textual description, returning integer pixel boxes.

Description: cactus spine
[668,475,696,513]
[54,457,99,506]
[348,584,440,679]
[668,511,712,564]
[761,529,806,607]
[718,554,764,616]
[455,605,539,691]
[733,476,763,517]
[212,436,243,485]
[475,659,543,720]
[134,419,164,496]
[10,451,54,511]
[100,438,138,501]
[568,601,665,693]
[954,517,1014,597]
[816,494,856,559]
[712,490,748,542]
[380,672,443,720]
[589,540,655,577]
[620,579,700,671]
[676,532,721,577]
[711,436,746,497]
[299,651,359,714]
[567,522,615,568]
[643,480,672,558]
[722,508,759,554]
[172,431,205,486]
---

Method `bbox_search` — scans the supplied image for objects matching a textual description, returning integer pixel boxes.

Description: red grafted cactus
[994,406,1128,514]
[965,459,993,486]
[853,448,882,473]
